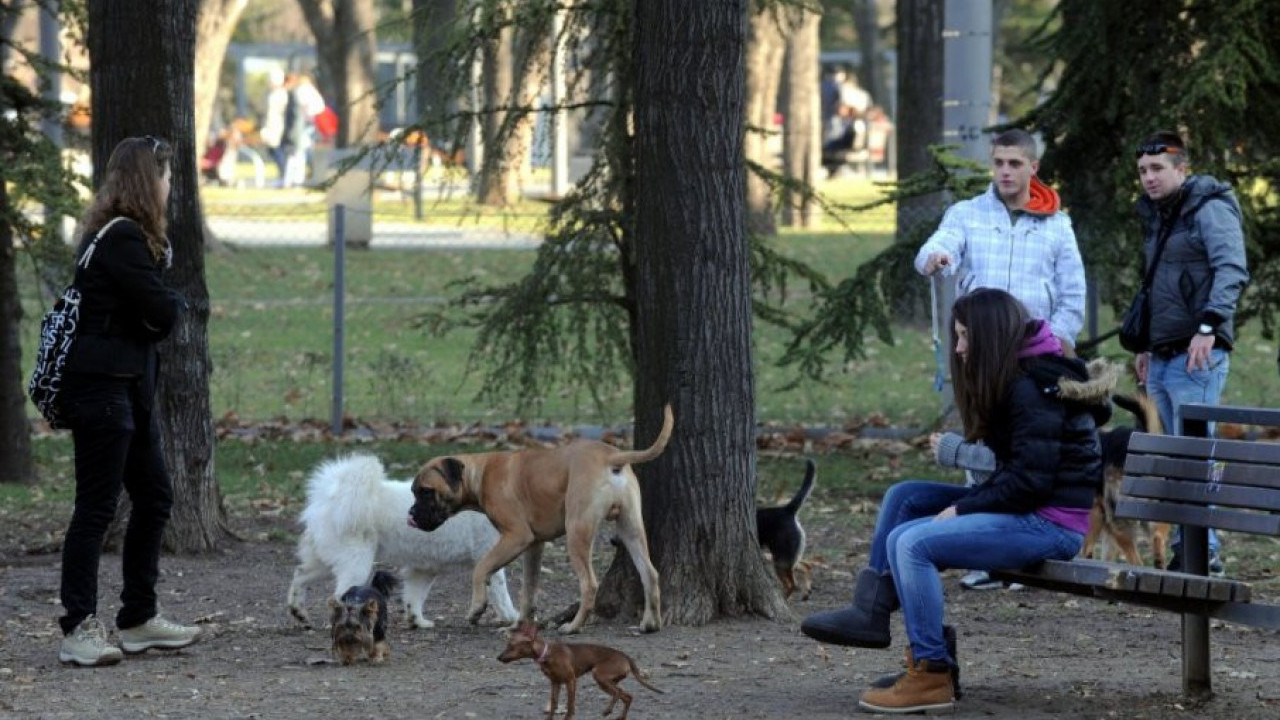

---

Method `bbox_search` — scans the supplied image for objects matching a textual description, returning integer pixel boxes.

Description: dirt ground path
[3,515,1278,720]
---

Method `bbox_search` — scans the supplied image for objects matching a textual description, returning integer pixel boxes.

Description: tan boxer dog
[409,405,674,634]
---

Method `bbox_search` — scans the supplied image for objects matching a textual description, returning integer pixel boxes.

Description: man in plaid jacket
[914,129,1086,351]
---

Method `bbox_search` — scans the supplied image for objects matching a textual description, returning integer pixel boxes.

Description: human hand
[1134,352,1150,385]
[929,432,943,456]
[933,506,958,522]
[1187,333,1215,371]
[923,252,952,275]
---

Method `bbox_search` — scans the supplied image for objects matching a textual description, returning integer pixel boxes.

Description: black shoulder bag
[1119,200,1185,354]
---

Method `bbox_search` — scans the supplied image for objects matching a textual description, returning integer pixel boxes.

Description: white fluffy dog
[287,454,518,629]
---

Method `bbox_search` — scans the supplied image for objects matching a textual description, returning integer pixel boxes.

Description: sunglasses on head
[142,135,162,154]
[1134,142,1183,159]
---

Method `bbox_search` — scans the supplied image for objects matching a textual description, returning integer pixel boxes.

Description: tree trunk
[853,0,889,107]
[596,0,788,627]
[412,0,458,135]
[0,175,34,484]
[504,16,553,203]
[781,6,821,228]
[894,0,945,238]
[744,7,784,236]
[477,3,513,205]
[89,0,232,551]
[194,0,250,163]
[297,0,380,148]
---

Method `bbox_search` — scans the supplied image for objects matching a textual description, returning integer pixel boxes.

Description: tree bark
[0,175,34,484]
[596,0,788,627]
[852,0,889,107]
[743,7,784,236]
[781,6,821,228]
[894,0,945,238]
[297,0,380,148]
[89,0,232,551]
[476,2,513,205]
[412,0,458,135]
[194,0,250,163]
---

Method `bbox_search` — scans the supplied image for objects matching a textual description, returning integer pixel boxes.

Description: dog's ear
[440,457,466,491]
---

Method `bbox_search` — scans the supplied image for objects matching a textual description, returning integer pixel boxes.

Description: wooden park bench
[991,404,1280,699]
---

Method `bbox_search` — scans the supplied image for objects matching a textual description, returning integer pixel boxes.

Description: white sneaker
[959,570,1003,591]
[118,615,201,654]
[59,616,124,666]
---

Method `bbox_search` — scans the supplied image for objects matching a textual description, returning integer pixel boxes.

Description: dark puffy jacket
[64,218,182,379]
[954,357,1115,516]
[1137,175,1249,351]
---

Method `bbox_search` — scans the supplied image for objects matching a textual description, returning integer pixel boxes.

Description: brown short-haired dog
[409,405,674,634]
[1083,393,1172,568]
[498,622,662,720]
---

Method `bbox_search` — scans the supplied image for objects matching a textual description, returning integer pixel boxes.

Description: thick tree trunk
[477,3,513,205]
[194,0,250,163]
[0,176,34,484]
[412,0,458,135]
[89,0,231,551]
[894,0,945,238]
[853,0,889,107]
[744,8,784,236]
[781,6,821,228]
[298,0,380,148]
[596,0,788,627]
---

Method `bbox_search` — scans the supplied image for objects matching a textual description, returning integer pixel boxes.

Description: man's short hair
[991,129,1039,161]
[1136,130,1189,167]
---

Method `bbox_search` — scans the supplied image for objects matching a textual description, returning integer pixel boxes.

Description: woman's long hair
[80,136,173,264]
[950,288,1034,441]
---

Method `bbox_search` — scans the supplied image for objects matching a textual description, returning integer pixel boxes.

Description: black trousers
[58,375,173,635]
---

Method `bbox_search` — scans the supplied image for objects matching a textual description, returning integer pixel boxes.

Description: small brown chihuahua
[498,621,662,719]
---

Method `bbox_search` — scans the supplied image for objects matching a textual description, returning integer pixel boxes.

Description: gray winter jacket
[1136,175,1249,351]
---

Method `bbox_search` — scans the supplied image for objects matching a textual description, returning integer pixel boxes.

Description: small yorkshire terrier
[498,621,662,720]
[329,570,400,666]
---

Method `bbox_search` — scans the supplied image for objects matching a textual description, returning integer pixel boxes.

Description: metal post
[39,1,63,148]
[550,9,570,198]
[942,0,992,165]
[1178,409,1212,699]
[331,205,346,436]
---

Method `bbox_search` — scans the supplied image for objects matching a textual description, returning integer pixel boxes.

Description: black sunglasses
[142,135,163,154]
[1134,142,1183,159]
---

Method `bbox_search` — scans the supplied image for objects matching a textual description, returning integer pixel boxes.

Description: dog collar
[535,642,550,664]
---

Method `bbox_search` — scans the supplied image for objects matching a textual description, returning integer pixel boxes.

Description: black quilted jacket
[953,357,1115,516]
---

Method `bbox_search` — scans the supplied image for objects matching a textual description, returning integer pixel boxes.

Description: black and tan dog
[409,406,674,634]
[756,459,816,600]
[329,570,399,665]
[1083,393,1172,568]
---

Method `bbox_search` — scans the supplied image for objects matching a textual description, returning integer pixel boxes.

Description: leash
[930,273,945,393]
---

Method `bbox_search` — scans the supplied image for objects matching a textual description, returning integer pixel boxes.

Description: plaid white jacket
[914,184,1086,344]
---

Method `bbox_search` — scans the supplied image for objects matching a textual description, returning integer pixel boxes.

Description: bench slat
[1114,498,1280,535]
[1180,404,1280,427]
[992,560,1251,602]
[1121,476,1280,511]
[1127,432,1280,464]
[1124,454,1280,490]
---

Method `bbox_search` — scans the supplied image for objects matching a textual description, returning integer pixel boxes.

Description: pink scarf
[1018,320,1063,358]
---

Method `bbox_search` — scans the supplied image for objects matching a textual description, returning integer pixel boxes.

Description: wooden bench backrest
[1118,432,1280,536]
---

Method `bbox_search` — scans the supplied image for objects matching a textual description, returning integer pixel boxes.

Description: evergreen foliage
[1023,0,1280,337]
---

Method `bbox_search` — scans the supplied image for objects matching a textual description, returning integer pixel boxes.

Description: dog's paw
[466,602,489,625]
[556,621,582,635]
[409,616,435,629]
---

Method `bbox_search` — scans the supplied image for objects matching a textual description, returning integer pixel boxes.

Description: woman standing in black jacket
[800,289,1114,713]
[56,136,200,667]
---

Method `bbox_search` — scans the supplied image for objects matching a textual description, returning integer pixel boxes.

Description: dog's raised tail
[610,404,675,466]
[786,459,817,514]
[369,570,401,600]
[1112,393,1163,434]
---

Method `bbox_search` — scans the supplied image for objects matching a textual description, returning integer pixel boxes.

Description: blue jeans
[869,481,1083,663]
[1147,348,1229,553]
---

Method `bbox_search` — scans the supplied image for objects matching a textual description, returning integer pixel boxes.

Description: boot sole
[59,651,123,666]
[858,698,954,714]
[120,636,199,654]
[799,623,891,649]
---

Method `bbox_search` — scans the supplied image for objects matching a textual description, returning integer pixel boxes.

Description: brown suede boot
[858,658,955,714]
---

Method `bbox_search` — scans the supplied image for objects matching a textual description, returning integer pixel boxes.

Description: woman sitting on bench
[800,288,1115,714]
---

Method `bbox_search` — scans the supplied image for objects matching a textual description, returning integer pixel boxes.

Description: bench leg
[1181,525,1212,700]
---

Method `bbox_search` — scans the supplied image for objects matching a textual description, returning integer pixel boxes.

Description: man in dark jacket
[1132,131,1249,575]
